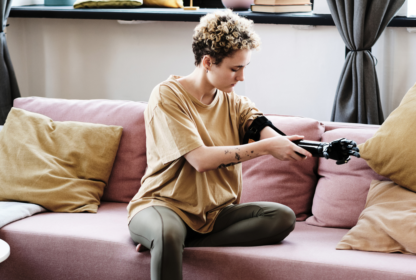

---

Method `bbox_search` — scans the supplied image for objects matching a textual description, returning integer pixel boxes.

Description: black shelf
[9,5,416,27]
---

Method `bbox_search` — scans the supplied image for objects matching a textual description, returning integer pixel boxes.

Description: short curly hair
[192,9,261,66]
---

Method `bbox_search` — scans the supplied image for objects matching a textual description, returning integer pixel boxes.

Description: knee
[164,231,185,247]
[271,205,296,234]
[154,230,185,253]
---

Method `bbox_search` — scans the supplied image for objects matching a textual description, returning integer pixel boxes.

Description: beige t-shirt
[127,75,263,233]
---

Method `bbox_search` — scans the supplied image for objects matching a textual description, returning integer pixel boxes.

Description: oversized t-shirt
[127,75,263,233]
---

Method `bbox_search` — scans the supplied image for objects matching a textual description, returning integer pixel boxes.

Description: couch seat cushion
[1,202,416,280]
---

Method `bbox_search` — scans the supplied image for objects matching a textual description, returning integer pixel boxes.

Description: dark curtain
[0,0,20,125]
[327,0,405,124]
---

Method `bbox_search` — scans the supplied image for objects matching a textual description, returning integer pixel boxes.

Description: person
[127,9,313,280]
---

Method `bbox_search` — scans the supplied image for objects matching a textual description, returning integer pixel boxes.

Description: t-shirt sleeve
[148,100,204,165]
[237,95,263,143]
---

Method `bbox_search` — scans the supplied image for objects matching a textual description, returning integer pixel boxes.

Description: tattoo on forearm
[219,149,257,169]
[218,162,240,169]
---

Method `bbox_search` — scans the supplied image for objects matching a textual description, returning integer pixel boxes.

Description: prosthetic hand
[243,116,361,165]
[293,138,360,165]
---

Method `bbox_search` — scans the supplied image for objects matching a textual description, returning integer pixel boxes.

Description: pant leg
[186,202,296,247]
[129,206,188,280]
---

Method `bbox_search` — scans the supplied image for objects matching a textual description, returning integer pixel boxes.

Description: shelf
[9,5,416,27]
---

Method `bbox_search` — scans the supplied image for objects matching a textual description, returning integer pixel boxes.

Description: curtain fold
[327,0,405,124]
[1,0,20,125]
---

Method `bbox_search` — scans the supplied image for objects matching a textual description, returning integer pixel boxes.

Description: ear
[202,55,213,70]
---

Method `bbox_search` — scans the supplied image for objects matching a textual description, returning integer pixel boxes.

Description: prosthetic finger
[336,157,351,165]
[348,150,361,158]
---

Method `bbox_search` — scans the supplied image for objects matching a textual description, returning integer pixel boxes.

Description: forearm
[193,139,271,172]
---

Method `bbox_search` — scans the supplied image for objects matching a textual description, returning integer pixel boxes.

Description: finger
[290,153,304,161]
[297,147,312,158]
[347,150,360,157]
[287,135,305,141]
[348,149,360,157]
[284,154,296,162]
[295,151,306,158]
[341,139,352,145]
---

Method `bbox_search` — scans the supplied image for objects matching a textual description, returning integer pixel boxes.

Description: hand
[267,135,313,162]
[322,138,360,165]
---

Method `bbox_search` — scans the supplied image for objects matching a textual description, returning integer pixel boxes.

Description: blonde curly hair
[192,9,261,66]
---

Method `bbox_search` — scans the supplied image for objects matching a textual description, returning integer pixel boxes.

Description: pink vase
[221,0,254,11]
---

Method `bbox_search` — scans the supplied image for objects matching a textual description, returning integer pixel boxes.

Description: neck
[181,67,217,103]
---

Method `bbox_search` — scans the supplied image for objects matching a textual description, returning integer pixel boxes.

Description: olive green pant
[128,202,296,280]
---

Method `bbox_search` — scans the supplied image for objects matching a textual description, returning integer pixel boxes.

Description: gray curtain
[1,0,20,125]
[327,0,405,124]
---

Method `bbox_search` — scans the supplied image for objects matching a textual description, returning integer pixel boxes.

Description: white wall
[6,17,416,121]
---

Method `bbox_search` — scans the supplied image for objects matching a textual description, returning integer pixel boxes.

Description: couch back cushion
[305,128,388,228]
[241,115,325,221]
[13,97,147,203]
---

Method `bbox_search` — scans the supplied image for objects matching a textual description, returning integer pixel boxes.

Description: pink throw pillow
[241,115,325,221]
[13,97,147,203]
[305,128,388,228]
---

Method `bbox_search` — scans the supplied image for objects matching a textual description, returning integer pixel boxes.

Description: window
[409,1,416,17]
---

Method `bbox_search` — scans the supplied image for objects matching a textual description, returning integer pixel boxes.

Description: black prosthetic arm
[292,139,360,165]
[243,116,360,165]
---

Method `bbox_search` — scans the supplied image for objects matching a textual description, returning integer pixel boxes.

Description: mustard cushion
[143,0,183,8]
[0,108,123,213]
[337,180,416,255]
[74,0,142,9]
[358,83,416,192]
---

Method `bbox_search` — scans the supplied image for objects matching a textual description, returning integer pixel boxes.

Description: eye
[231,69,239,72]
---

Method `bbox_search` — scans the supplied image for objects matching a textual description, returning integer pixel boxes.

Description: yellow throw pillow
[337,180,416,255]
[0,108,123,213]
[143,0,183,8]
[74,0,142,9]
[358,83,416,192]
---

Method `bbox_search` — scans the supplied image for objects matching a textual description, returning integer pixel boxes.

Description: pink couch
[1,97,415,280]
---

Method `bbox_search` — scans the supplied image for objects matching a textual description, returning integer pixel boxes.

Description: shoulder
[148,80,186,106]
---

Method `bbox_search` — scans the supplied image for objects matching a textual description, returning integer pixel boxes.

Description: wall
[6,17,416,122]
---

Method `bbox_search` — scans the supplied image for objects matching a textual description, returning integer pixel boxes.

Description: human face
[209,49,251,93]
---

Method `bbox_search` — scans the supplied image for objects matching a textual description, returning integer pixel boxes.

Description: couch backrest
[11,97,384,216]
[322,121,381,131]
[14,97,147,203]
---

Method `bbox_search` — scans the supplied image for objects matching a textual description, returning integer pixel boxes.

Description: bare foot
[136,243,150,253]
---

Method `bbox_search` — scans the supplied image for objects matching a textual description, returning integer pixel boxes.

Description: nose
[237,69,245,82]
